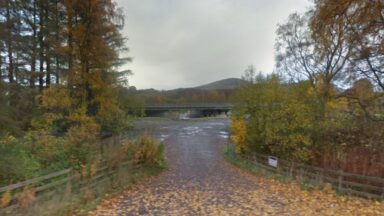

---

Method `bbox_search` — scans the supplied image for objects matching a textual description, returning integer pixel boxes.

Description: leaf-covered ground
[89,119,384,216]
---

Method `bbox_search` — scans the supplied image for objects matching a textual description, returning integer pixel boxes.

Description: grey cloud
[116,0,312,89]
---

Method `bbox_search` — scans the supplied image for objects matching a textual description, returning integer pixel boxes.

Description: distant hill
[193,78,246,90]
[132,78,245,105]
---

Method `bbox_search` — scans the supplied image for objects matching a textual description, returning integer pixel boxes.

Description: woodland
[0,0,163,186]
[231,0,384,177]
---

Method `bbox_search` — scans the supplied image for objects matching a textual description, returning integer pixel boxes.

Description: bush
[0,136,40,184]
[26,131,71,172]
[233,72,384,176]
[233,74,315,162]
[230,117,247,154]
[65,120,100,169]
[122,134,165,167]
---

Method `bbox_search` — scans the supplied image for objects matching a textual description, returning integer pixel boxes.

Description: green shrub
[0,136,40,184]
[65,121,100,169]
[25,131,71,172]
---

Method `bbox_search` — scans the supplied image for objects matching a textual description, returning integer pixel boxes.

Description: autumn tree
[311,0,384,124]
[311,0,384,91]
[233,72,316,162]
[276,12,350,116]
[0,0,129,134]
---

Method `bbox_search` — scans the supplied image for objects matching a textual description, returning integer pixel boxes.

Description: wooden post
[321,168,325,184]
[290,162,294,179]
[299,168,303,181]
[338,170,343,192]
[381,186,384,200]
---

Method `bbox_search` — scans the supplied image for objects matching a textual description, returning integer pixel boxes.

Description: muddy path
[91,118,266,215]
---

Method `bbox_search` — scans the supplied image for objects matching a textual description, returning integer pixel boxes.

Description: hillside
[132,78,245,105]
[194,78,246,90]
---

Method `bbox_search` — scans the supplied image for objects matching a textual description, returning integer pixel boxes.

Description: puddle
[179,126,203,136]
[158,134,169,142]
[206,122,225,126]
[219,131,229,139]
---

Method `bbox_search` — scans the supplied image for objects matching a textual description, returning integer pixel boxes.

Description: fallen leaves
[87,120,384,216]
[89,164,384,216]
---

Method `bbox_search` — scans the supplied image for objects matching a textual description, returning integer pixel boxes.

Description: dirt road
[91,119,271,215]
[90,119,384,216]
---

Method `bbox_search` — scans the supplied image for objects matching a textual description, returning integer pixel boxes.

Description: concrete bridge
[143,103,233,117]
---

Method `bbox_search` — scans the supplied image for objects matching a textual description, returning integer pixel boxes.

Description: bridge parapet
[143,103,233,111]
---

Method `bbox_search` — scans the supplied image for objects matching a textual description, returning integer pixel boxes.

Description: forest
[231,0,384,177]
[0,0,165,187]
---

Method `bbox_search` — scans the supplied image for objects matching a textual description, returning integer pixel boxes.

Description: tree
[233,73,315,161]
[276,12,350,115]
[0,0,130,135]
[311,0,384,91]
[35,0,128,133]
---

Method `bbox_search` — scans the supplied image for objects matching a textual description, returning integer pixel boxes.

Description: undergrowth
[223,147,317,190]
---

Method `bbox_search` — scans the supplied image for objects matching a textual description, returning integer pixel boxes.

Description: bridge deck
[143,104,233,111]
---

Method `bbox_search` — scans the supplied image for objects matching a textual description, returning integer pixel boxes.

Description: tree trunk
[30,0,38,88]
[45,4,51,87]
[6,0,14,83]
[67,2,73,90]
[38,0,45,90]
[55,1,60,85]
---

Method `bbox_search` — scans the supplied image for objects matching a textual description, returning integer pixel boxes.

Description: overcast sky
[115,0,312,90]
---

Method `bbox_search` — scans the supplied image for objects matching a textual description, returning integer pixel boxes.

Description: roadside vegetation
[224,148,384,215]
[0,0,164,214]
[231,0,384,177]
[0,134,165,216]
[0,0,144,185]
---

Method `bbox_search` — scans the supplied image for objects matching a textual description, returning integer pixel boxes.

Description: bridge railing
[143,103,234,111]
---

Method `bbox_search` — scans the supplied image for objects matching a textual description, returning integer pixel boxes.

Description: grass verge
[223,147,302,187]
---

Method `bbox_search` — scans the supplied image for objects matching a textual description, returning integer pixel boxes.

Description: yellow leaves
[96,93,123,121]
[2,135,16,143]
[66,120,100,146]
[34,131,59,161]
[327,97,348,111]
[230,117,247,154]
[90,161,98,177]
[0,190,11,208]
[246,174,384,216]
[80,161,98,178]
[90,167,384,216]
[132,134,164,166]
[68,107,94,125]
[40,86,72,111]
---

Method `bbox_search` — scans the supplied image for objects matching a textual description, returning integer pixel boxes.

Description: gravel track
[90,119,384,216]
[90,119,275,215]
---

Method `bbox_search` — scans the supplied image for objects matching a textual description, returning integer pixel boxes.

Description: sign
[268,156,278,168]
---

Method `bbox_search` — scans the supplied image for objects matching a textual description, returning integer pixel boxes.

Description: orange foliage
[230,117,247,154]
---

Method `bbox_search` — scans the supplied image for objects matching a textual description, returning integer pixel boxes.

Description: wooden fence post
[299,168,303,181]
[289,162,294,179]
[338,170,343,192]
[320,168,325,184]
[381,187,384,200]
